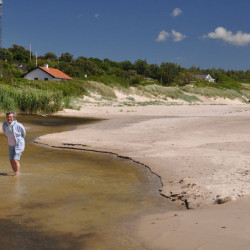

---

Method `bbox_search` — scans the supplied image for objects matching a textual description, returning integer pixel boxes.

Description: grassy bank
[137,85,201,103]
[0,77,249,114]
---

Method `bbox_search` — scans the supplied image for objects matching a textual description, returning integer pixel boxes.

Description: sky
[3,0,250,70]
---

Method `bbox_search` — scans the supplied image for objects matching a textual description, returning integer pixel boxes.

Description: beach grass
[239,89,250,100]
[1,76,249,114]
[82,81,117,99]
[182,85,247,101]
[137,84,200,103]
[0,83,64,114]
[87,75,130,88]
[11,79,88,97]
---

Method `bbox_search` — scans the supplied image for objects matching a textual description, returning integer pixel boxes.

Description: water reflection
[0,115,171,249]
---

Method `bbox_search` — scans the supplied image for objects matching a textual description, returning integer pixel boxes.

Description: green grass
[137,84,200,103]
[181,94,200,103]
[194,76,245,91]
[10,79,88,97]
[126,96,135,101]
[182,85,247,101]
[0,79,91,113]
[239,89,250,100]
[0,84,64,114]
[87,75,130,88]
[82,81,117,99]
[0,76,248,115]
[63,96,81,110]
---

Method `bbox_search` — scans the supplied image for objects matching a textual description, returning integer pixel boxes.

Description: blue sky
[3,0,250,70]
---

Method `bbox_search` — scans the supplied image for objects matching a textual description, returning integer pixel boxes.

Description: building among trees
[196,74,215,82]
[24,64,72,81]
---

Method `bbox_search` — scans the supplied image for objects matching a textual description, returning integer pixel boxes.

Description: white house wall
[206,75,215,82]
[24,68,55,81]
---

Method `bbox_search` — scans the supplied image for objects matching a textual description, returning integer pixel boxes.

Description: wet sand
[34,104,250,249]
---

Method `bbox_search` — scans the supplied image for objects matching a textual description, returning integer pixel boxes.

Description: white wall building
[196,74,215,82]
[24,64,72,81]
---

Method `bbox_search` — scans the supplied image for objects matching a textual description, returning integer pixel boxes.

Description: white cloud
[172,30,186,42]
[94,13,99,18]
[156,30,186,42]
[171,8,182,17]
[156,30,169,42]
[203,27,250,46]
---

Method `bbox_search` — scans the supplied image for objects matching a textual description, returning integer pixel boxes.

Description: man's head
[6,111,16,124]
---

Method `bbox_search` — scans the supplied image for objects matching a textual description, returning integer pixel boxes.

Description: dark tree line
[1,44,250,85]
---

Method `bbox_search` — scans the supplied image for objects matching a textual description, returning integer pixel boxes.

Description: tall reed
[0,84,64,114]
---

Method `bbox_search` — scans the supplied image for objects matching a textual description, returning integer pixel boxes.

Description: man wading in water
[2,111,26,175]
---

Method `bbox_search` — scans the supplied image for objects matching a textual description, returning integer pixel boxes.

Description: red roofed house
[24,64,72,81]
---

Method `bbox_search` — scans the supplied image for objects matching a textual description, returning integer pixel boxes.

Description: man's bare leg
[10,160,20,175]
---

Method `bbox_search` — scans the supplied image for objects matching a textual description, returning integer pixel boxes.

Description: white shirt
[5,122,16,146]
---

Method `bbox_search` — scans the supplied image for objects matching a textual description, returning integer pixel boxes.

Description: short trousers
[8,146,21,161]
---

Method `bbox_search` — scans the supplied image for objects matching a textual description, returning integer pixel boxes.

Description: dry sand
[32,102,250,249]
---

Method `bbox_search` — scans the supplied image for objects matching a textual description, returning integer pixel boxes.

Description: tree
[2,62,23,81]
[26,60,37,72]
[174,72,195,86]
[57,61,74,76]
[119,60,134,71]
[134,59,148,76]
[60,52,73,63]
[103,58,119,68]
[71,57,104,77]
[159,62,183,85]
[8,44,30,62]
[44,52,57,61]
[0,48,13,62]
[89,57,109,71]
[148,64,159,79]
[188,66,201,75]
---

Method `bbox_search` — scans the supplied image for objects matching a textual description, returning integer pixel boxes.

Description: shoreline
[33,103,250,249]
[34,140,165,189]
[35,104,250,207]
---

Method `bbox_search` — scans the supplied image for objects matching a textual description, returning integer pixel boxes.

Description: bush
[130,75,144,85]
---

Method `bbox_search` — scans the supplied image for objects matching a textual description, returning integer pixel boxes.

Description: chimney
[44,64,49,69]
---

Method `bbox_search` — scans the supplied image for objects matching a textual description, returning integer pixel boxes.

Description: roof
[196,74,214,79]
[196,74,209,79]
[39,66,72,80]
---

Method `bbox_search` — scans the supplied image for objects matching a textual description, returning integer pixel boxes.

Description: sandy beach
[31,102,250,249]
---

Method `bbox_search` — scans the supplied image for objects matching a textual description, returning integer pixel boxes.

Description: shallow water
[0,115,171,249]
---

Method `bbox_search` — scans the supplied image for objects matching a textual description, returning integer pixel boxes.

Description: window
[44,78,48,81]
